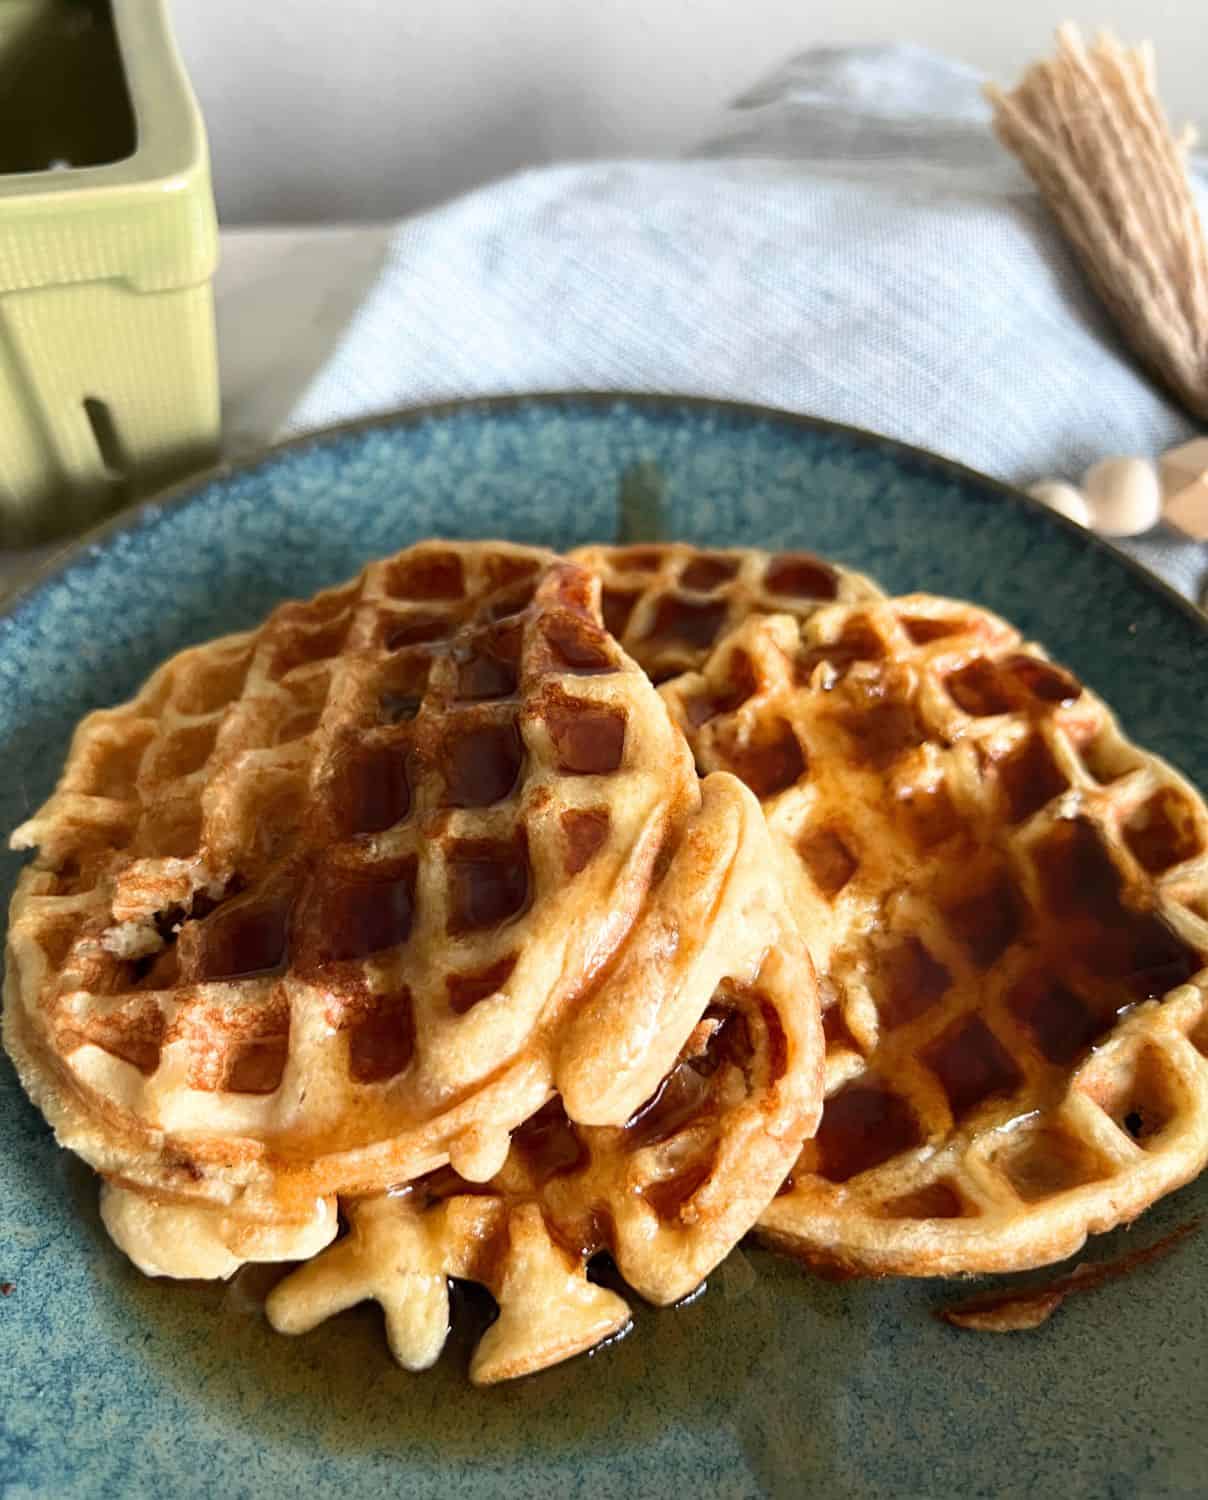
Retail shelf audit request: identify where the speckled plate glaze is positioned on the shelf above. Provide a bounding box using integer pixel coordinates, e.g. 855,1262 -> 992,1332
3,395 -> 1206,1500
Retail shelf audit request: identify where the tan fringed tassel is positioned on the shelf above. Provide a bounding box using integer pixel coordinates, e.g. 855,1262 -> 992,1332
986,25 -> 1208,423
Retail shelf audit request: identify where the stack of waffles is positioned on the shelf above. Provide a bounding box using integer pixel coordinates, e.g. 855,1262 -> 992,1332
7,539 -> 1208,1383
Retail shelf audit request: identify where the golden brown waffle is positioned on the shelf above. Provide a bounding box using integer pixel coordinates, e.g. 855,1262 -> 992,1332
662,595 -> 1208,1276
569,542 -> 883,683
267,827 -> 823,1382
5,542 -> 781,1272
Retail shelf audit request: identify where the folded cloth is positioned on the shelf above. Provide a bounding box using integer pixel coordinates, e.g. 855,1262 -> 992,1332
285,44 -> 1206,600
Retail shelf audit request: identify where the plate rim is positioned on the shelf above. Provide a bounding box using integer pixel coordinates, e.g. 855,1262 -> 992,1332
3,390 -> 1204,639
3,393 -> 1207,1493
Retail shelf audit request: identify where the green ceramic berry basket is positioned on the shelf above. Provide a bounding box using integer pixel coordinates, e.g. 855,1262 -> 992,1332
0,0 -> 219,545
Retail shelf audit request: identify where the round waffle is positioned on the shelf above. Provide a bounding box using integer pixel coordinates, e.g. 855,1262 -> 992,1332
662,594 -> 1208,1276
267,819 -> 823,1383
5,542 -> 771,1272
569,542 -> 883,683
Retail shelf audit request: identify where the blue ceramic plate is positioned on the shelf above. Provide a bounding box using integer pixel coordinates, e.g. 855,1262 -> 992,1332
3,396 -> 1206,1500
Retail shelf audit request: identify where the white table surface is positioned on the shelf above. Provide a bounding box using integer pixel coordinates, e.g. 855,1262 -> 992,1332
0,224 -> 393,600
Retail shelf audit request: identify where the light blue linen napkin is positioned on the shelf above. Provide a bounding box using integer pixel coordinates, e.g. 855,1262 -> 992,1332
285,44 -> 1206,600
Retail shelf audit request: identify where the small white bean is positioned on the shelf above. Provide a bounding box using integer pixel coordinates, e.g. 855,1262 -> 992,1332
1081,456 -> 1162,538
1026,480 -> 1091,527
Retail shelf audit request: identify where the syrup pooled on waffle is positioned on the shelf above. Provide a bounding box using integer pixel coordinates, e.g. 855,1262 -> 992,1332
569,543 -> 884,682
267,775 -> 823,1382
4,542 -> 779,1278
661,595 -> 1208,1276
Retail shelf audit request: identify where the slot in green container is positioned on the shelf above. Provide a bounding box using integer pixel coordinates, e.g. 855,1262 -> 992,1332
0,0 -> 219,544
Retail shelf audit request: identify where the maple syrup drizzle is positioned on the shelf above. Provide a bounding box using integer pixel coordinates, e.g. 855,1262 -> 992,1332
378,692 -> 423,724
542,616 -> 616,675
797,826 -> 859,899
311,863 -> 417,963
897,780 -> 962,850
997,735 -> 1067,824
718,716 -> 805,799
601,587 -> 640,639
384,550 -> 465,600
764,553 -> 838,599
821,996 -> 860,1054
446,832 -> 532,934
441,719 -> 523,808
224,1034 -> 291,1094
687,649 -> 759,726
544,699 -> 626,775
486,584 -> 538,623
488,554 -> 541,589
938,1219 -> 1198,1332
946,659 -> 1012,718
680,554 -> 740,590
561,808 -> 611,875
344,989 -> 416,1083
1123,788 -> 1202,873
1033,817 -> 1127,922
157,720 -> 219,777
1002,653 -> 1082,707
922,1016 -> 1023,1122
873,936 -> 952,1029
642,1156 -> 715,1219
330,742 -> 411,836
382,616 -> 455,651
796,619 -> 884,683
839,698 -> 925,770
446,954 -> 518,1015
623,1060 -> 714,1150
613,549 -> 663,572
942,870 -> 1022,968
883,1179 -> 966,1220
457,647 -> 519,701
510,1098 -> 588,1182
810,1081 -> 922,1183
268,615 -> 350,681
190,889 -> 293,982
900,615 -> 966,645
649,595 -> 729,651
1006,974 -> 1110,1065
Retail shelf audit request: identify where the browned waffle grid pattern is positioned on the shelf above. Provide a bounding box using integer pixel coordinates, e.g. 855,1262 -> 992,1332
7,543 -> 703,1205
268,940 -> 820,1384
663,595 -> 1208,1275
570,542 -> 884,683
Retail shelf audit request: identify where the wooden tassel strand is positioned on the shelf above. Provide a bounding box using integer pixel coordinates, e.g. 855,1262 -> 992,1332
986,25 -> 1208,424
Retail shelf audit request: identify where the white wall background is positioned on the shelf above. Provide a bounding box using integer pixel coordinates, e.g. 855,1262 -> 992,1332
170,1 -> 1204,224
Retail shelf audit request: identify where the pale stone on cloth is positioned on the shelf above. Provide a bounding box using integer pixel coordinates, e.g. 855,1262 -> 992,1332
1160,437 -> 1208,494
1160,437 -> 1208,542
1164,476 -> 1208,542
1081,457 -> 1163,539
